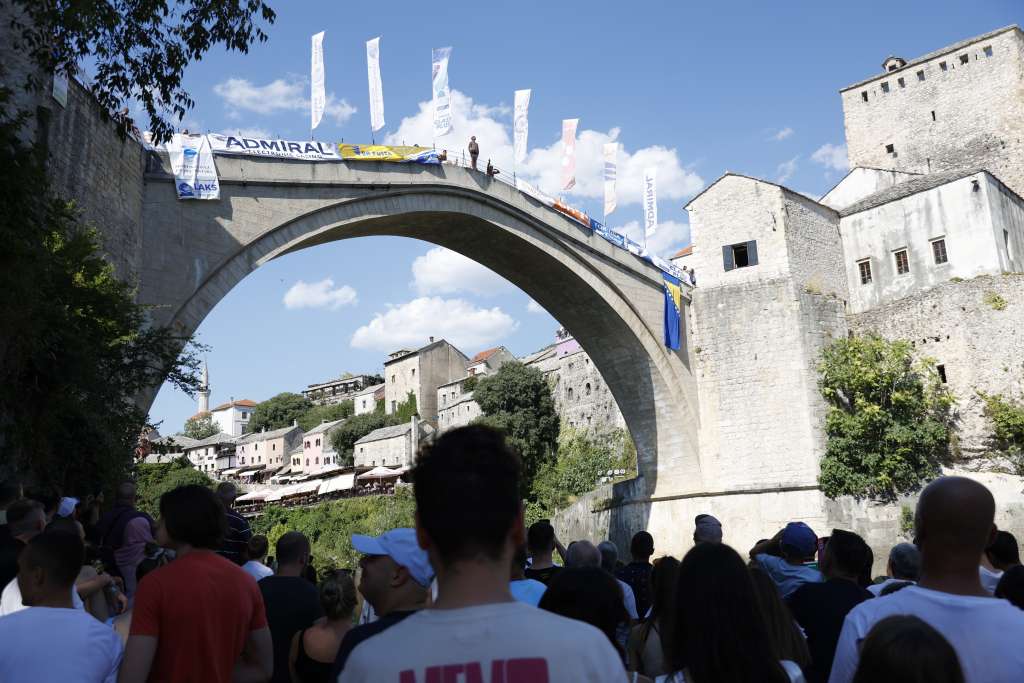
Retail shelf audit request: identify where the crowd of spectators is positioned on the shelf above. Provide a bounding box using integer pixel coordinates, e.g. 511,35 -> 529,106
1,424 -> 1023,681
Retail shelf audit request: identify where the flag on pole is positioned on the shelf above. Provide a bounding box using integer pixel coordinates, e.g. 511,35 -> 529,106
513,89 -> 531,163
644,167 -> 658,238
310,32 -> 326,131
431,47 -> 452,137
603,142 -> 617,217
561,118 -> 578,191
366,36 -> 385,132
663,273 -> 682,350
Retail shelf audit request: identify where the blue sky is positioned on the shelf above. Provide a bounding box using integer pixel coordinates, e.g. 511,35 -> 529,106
149,0 -> 1022,432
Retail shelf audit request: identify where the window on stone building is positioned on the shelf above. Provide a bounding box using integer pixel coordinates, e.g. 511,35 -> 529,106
897,77 -> 905,88
917,70 -> 926,81
861,91 -> 868,102
585,383 -> 592,395
931,110 -> 937,121
940,61 -> 948,71
411,368 -> 416,378
885,143 -> 895,155
959,54 -> 969,65
391,400 -> 397,411
937,364 -> 947,384
272,444 -> 276,451
315,457 -> 319,464
723,241 -> 758,271
931,238 -> 948,265
858,260 -> 872,285
894,249 -> 910,275
391,374 -> 396,383
880,81 -> 890,93
305,458 -> 309,466
983,46 -> 993,58
568,388 -> 574,401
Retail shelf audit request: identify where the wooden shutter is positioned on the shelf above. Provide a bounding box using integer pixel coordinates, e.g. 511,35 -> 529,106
747,240 -> 759,266
722,245 -> 735,271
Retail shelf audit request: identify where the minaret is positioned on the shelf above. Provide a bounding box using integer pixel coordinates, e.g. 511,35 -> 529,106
198,360 -> 210,414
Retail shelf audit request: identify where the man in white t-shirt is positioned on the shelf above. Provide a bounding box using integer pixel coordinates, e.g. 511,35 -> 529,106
242,534 -> 274,582
340,425 -> 627,682
0,530 -> 123,682
829,477 -> 1024,683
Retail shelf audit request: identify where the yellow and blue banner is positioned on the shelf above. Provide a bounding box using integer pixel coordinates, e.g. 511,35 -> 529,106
337,144 -> 440,164
663,273 -> 682,350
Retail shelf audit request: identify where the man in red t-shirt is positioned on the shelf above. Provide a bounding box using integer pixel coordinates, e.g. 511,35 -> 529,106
118,485 -> 272,683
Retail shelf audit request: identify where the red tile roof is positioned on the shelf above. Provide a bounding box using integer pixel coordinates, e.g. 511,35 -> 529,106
471,347 -> 501,363
672,245 -> 693,259
211,399 -> 258,412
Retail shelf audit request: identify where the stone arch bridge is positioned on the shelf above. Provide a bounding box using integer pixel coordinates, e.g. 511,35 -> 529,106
141,152 -> 701,520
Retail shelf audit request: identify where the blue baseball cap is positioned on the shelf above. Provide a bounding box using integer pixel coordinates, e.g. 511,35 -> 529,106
780,522 -> 818,558
352,528 -> 434,587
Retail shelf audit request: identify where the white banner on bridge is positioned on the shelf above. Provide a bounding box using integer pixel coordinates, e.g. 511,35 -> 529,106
643,167 -> 658,238
431,46 -> 452,138
311,31 -> 326,130
603,142 -> 617,217
166,134 -> 220,200
367,36 -> 385,132
513,89 -> 530,163
561,118 -> 578,191
208,134 -> 340,161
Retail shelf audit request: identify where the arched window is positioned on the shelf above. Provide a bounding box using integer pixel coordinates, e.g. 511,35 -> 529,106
316,438 -> 321,447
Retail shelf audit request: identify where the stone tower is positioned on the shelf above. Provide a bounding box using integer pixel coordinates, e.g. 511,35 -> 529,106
197,361 -> 210,414
839,25 -> 1024,199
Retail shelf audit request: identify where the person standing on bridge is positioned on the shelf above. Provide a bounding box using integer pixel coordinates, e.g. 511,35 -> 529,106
468,136 -> 479,170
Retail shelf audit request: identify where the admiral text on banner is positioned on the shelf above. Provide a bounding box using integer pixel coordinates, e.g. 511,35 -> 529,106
431,47 -> 453,138
514,89 -> 531,163
311,31 -> 326,130
208,134 -> 340,161
367,37 -> 385,132
561,118 -> 578,191
603,142 -> 617,218
643,167 -> 658,238
167,134 -> 220,200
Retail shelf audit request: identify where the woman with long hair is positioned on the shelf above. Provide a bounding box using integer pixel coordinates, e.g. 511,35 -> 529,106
627,556 -> 679,677
749,566 -> 811,672
288,569 -> 358,683
657,543 -> 804,683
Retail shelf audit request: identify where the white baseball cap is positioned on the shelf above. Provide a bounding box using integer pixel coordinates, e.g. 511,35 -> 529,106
352,528 -> 434,587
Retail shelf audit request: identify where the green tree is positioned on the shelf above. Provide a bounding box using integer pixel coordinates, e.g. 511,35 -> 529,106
979,391 -> 1024,475
9,0 -> 276,143
328,411 -> 403,466
529,428 -> 637,518
183,413 -> 218,440
298,400 -> 354,432
248,392 -> 312,433
817,335 -> 954,500
473,361 -> 560,496
134,457 -> 214,517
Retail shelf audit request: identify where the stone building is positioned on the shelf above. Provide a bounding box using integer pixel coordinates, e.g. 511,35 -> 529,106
436,346 -> 518,433
294,419 -> 344,474
353,384 -> 385,415
354,418 -> 434,469
235,424 -> 303,470
302,373 -> 383,406
523,329 -> 627,435
210,399 -> 256,437
183,432 -> 237,475
383,339 -> 469,424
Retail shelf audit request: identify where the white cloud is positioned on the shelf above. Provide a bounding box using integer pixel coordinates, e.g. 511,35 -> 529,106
526,299 -> 546,314
283,278 -> 357,310
811,143 -> 849,172
385,90 -> 704,204
351,297 -> 518,352
222,127 -> 272,139
411,247 -> 511,297
212,77 -> 356,125
776,156 -> 799,184
615,219 -> 691,260
771,127 -> 794,141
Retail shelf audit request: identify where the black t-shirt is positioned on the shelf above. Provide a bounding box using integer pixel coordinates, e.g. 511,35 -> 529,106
788,578 -> 873,683
259,575 -> 324,683
217,507 -> 252,566
524,564 -> 563,585
330,609 -> 418,680
616,561 -> 653,618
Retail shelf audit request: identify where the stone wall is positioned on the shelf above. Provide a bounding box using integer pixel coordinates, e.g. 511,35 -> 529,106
550,348 -> 627,434
841,27 -> 1024,200
384,354 -> 419,418
850,272 -> 1024,460
355,433 -> 411,468
783,193 -> 847,300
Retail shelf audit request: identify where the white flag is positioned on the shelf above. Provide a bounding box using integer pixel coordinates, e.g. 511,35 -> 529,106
366,36 -> 385,132
603,142 -> 617,217
561,118 -> 578,191
513,89 -> 531,163
311,31 -> 326,130
643,167 -> 658,238
166,134 -> 220,200
431,47 -> 452,137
